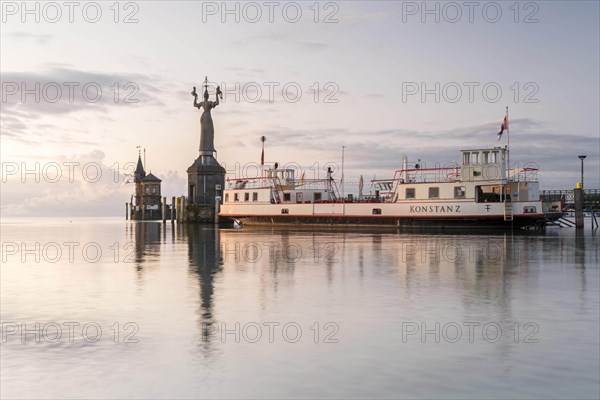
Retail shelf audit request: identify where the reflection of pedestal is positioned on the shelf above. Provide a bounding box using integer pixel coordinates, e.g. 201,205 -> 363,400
186,225 -> 222,319
186,154 -> 225,223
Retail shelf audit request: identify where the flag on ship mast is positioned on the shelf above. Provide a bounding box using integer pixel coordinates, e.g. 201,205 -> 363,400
497,114 -> 509,141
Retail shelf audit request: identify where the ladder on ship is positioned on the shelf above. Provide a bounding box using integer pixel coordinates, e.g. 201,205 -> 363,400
504,202 -> 513,221
272,176 -> 283,204
503,186 -> 513,221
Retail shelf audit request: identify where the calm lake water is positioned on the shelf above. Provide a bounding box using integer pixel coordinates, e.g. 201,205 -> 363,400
1,218 -> 599,399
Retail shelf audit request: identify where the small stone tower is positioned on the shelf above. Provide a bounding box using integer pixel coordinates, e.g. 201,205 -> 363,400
134,154 -> 146,208
132,153 -> 163,220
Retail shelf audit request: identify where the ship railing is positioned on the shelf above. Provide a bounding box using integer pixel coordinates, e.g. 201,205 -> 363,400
509,167 -> 539,183
381,167 -> 460,197
391,167 -> 461,184
226,176 -> 332,191
365,168 -> 461,202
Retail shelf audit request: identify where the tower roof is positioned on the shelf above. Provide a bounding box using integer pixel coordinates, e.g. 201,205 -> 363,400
134,155 -> 146,181
141,172 -> 161,182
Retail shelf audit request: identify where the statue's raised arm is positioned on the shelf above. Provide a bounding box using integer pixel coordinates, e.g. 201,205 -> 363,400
214,86 -> 222,107
191,86 -> 202,109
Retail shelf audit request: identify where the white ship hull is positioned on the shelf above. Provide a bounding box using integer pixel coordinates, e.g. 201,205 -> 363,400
220,201 -> 546,229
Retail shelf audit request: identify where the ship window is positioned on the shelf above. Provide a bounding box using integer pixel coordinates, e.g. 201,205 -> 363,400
152,186 -> 156,194
470,152 -> 479,164
314,192 -> 322,202
429,187 -> 439,199
252,192 -> 258,202
372,208 -> 382,215
476,186 -> 483,202
454,186 -> 466,199
490,151 -> 499,163
244,192 -> 249,202
483,152 -> 490,164
283,193 -> 291,201
145,186 -> 149,194
405,188 -> 415,199
234,193 -> 239,202
463,152 -> 470,165
225,194 -> 229,202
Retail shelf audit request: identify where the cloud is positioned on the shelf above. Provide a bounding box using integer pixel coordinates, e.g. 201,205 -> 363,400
223,118 -> 599,189
1,66 -> 169,144
224,67 -> 266,78
1,149 -> 185,217
1,66 -> 166,113
338,11 -> 390,23
5,32 -> 54,44
232,32 -> 330,51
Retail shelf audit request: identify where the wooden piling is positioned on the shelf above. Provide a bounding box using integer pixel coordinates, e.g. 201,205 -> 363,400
162,197 -> 166,223
125,202 -> 129,220
171,196 -> 175,223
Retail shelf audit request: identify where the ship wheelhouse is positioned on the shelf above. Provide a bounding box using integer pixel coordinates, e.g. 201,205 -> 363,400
390,147 -> 540,205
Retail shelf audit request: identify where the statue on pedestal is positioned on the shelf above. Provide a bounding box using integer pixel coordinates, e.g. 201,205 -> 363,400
192,76 -> 222,155
187,76 -> 226,210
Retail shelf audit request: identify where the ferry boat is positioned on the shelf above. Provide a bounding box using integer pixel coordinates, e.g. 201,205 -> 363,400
219,146 -> 563,229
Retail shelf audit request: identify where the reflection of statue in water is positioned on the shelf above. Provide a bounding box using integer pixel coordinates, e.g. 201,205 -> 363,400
192,76 -> 222,154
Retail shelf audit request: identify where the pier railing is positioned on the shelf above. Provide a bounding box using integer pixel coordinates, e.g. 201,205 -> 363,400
541,189 -> 600,210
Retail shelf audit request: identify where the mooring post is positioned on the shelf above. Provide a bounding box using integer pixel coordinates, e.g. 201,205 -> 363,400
181,196 -> 186,223
125,202 -> 129,220
162,197 -> 166,223
178,196 -> 182,223
171,196 -> 175,223
176,197 -> 180,223
574,187 -> 584,229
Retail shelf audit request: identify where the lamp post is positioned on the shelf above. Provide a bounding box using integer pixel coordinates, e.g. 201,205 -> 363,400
260,136 -> 266,178
578,155 -> 587,189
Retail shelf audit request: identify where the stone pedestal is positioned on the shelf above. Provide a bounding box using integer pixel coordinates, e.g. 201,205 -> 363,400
186,154 -> 225,223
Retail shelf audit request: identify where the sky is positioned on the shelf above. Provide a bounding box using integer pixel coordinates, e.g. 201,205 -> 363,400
1,0 -> 599,217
